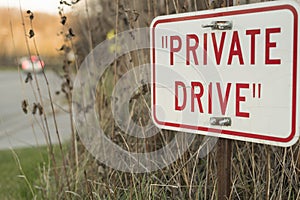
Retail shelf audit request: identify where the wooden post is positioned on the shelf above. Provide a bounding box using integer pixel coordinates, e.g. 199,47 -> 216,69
206,0 -> 234,199
216,0 -> 233,197
217,138 -> 232,199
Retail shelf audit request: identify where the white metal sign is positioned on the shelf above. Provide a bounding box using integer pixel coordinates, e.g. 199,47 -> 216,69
151,1 -> 300,146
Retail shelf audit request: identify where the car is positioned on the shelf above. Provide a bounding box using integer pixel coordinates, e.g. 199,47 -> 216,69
19,55 -> 45,73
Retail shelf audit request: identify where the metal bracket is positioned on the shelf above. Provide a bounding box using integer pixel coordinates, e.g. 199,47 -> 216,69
202,21 -> 233,30
210,117 -> 232,126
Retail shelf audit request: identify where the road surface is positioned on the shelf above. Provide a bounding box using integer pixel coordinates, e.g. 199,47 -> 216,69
0,70 -> 71,150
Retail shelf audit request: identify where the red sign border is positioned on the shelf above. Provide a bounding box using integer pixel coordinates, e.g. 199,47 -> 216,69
152,4 -> 298,143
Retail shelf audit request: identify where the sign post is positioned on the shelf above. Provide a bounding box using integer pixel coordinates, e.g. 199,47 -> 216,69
217,138 -> 232,199
216,1 -> 233,200
151,0 -> 300,198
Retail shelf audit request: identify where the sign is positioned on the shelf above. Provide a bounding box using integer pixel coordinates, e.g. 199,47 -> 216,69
151,1 -> 300,147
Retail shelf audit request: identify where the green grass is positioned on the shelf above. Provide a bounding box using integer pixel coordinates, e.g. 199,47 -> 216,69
0,146 -> 49,200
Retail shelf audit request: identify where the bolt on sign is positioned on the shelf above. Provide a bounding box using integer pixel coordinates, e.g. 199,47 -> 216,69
150,1 -> 300,147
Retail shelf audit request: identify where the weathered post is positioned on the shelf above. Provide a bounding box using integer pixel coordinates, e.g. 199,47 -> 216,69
216,0 -> 234,199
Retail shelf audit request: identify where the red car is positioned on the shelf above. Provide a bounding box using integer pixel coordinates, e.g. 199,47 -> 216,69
19,55 -> 45,73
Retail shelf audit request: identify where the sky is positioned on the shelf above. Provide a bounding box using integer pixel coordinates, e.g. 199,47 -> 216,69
0,0 -> 71,14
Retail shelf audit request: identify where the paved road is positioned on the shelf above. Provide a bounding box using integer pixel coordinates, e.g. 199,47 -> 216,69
0,70 -> 71,150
